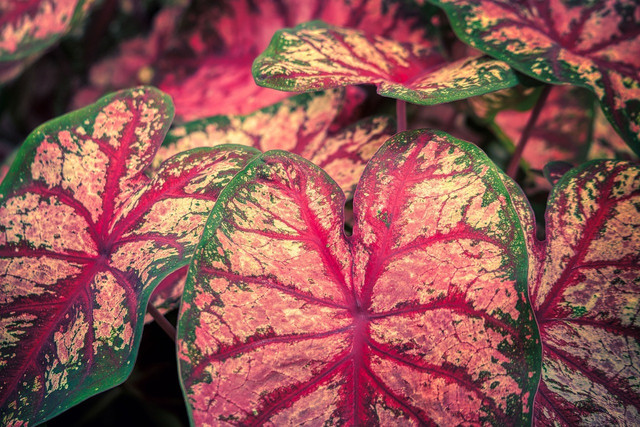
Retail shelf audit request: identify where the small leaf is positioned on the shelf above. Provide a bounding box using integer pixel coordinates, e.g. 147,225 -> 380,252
530,161 -> 640,425
253,21 -> 520,105
0,87 -> 259,424
428,0 -> 640,154
178,130 -> 540,424
159,88 -> 394,196
0,0 -> 91,61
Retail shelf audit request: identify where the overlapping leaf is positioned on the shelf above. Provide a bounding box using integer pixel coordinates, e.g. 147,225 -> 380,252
0,0 -> 92,61
527,161 -> 640,425
70,6 -> 183,111
144,88 -> 392,320
158,88 -> 394,196
428,0 -> 640,155
178,130 -> 540,424
73,0 -> 435,121
253,21 -> 519,105
0,87 -> 260,424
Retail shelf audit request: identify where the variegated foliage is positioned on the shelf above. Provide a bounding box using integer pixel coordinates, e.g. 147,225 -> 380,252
531,161 -> 640,425
253,21 -> 519,105
0,87 -> 259,424
178,130 -> 540,425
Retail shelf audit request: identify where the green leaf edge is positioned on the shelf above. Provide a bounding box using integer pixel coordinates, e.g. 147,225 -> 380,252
163,89 -> 346,148
252,20 -> 520,106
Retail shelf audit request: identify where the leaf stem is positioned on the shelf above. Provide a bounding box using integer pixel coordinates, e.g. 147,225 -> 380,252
397,99 -> 407,133
506,85 -> 552,179
147,302 -> 176,342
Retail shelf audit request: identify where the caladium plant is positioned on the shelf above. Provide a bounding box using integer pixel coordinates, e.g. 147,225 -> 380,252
177,129 -> 541,425
0,0 -> 639,425
72,0 -> 433,122
0,0 -> 92,61
158,88 -> 393,196
529,161 -> 640,425
0,0 -> 94,84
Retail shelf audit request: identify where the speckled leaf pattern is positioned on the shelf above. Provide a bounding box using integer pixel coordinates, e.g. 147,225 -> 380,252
0,0 -> 91,61
157,0 -> 436,121
159,88 -> 394,197
428,0 -> 640,155
530,161 -> 640,425
254,21 -> 519,105
0,87 -> 260,425
178,130 -> 540,425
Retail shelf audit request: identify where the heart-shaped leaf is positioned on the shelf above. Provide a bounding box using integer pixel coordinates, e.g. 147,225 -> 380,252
0,87 -> 260,424
0,0 -> 91,61
529,161 -> 640,425
428,0 -> 640,155
253,21 -> 520,105
159,88 -> 394,196
178,129 -> 540,424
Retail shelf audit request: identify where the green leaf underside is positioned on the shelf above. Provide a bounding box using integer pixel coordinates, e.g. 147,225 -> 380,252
428,0 -> 640,155
531,161 -> 640,425
0,0 -> 89,61
0,87 -> 260,424
178,130 -> 540,425
253,21 -> 519,105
